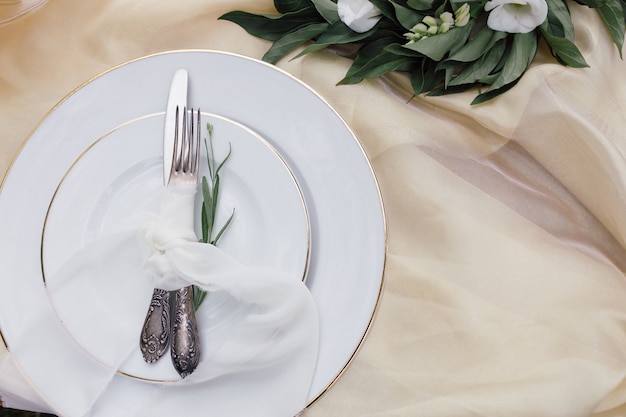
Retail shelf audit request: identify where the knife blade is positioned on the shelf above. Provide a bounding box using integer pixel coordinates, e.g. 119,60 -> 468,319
163,68 -> 188,183
139,69 -> 189,364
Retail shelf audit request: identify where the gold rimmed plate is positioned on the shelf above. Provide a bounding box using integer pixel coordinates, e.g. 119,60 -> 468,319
41,112 -> 310,384
0,50 -> 386,416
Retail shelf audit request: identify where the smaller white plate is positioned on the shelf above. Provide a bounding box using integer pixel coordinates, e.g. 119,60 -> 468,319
41,113 -> 310,382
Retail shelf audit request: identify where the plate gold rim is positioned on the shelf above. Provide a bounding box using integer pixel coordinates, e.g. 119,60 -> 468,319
0,49 -> 387,411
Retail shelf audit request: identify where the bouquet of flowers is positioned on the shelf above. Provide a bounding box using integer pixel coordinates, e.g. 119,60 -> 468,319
221,0 -> 625,104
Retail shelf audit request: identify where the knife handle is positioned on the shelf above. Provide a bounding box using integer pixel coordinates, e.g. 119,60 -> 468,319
171,285 -> 201,378
139,288 -> 171,363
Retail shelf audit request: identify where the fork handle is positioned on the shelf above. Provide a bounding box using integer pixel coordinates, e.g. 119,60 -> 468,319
139,288 -> 171,363
171,285 -> 201,378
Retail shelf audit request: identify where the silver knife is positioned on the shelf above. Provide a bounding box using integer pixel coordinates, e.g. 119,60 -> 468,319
163,69 -> 188,183
139,69 -> 188,364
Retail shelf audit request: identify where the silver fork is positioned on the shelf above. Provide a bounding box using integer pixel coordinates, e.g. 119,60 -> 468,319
169,106 -> 201,378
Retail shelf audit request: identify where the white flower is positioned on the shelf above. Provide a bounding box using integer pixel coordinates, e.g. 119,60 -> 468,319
337,0 -> 382,33
484,0 -> 548,33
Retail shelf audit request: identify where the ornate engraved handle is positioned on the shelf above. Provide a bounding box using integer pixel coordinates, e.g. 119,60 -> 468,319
171,285 -> 201,378
139,288 -> 171,363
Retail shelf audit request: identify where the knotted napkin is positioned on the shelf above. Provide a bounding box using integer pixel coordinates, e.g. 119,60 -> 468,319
43,186 -> 319,417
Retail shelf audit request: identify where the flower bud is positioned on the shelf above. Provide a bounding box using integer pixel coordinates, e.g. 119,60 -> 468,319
423,16 -> 438,27
411,22 -> 429,34
438,22 -> 451,33
440,12 -> 454,25
427,24 -> 438,35
455,3 -> 471,27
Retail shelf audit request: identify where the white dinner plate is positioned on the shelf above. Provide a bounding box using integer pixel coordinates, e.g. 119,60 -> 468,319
0,50 -> 386,416
41,112 -> 310,383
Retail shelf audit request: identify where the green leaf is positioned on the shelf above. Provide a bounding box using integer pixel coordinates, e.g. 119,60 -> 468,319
195,124 -> 234,309
340,52 -> 414,84
215,142 -> 232,176
275,0 -> 311,13
403,23 -> 473,61
427,83 -> 474,96
391,0 -> 424,29
311,0 -> 340,23
544,0 -> 575,40
219,8 -> 321,41
211,175 -> 220,230
201,176 -> 213,240
368,0 -> 400,22
212,209 -> 236,246
471,78 -> 520,104
448,39 -> 507,86
410,60 -> 442,94
447,27 -> 508,62
340,37 -> 400,83
597,0 -> 625,56
201,201 -> 209,243
485,31 -> 537,92
540,27 -> 589,67
263,22 -> 329,64
407,0 -> 433,11
385,42 -> 428,57
293,20 -> 378,58
573,0 -> 601,8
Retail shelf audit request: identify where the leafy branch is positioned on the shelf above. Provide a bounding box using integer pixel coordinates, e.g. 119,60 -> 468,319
193,123 -> 234,310
220,0 -> 625,104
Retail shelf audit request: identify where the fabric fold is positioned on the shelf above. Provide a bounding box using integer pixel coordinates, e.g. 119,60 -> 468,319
42,187 -> 319,417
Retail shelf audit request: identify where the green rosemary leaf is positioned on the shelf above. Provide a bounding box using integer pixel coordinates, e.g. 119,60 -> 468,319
202,176 -> 213,241
193,286 -> 208,311
212,209 -> 236,246
211,175 -> 220,232
201,201 -> 209,244
215,142 -> 233,177
195,123 -> 234,309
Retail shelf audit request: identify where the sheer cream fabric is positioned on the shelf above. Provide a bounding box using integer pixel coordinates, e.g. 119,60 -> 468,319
2,0 -> 626,416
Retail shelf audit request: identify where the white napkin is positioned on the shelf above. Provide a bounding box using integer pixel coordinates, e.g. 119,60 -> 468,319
41,187 -> 319,416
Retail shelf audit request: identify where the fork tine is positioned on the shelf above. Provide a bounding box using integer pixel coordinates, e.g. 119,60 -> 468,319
193,108 -> 201,177
171,106 -> 181,174
168,107 -> 200,183
182,106 -> 190,173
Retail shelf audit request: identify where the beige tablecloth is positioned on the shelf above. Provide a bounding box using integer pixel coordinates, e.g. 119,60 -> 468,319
3,0 -> 626,416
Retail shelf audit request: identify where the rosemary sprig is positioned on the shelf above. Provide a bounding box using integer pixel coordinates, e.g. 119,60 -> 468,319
193,122 -> 234,310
